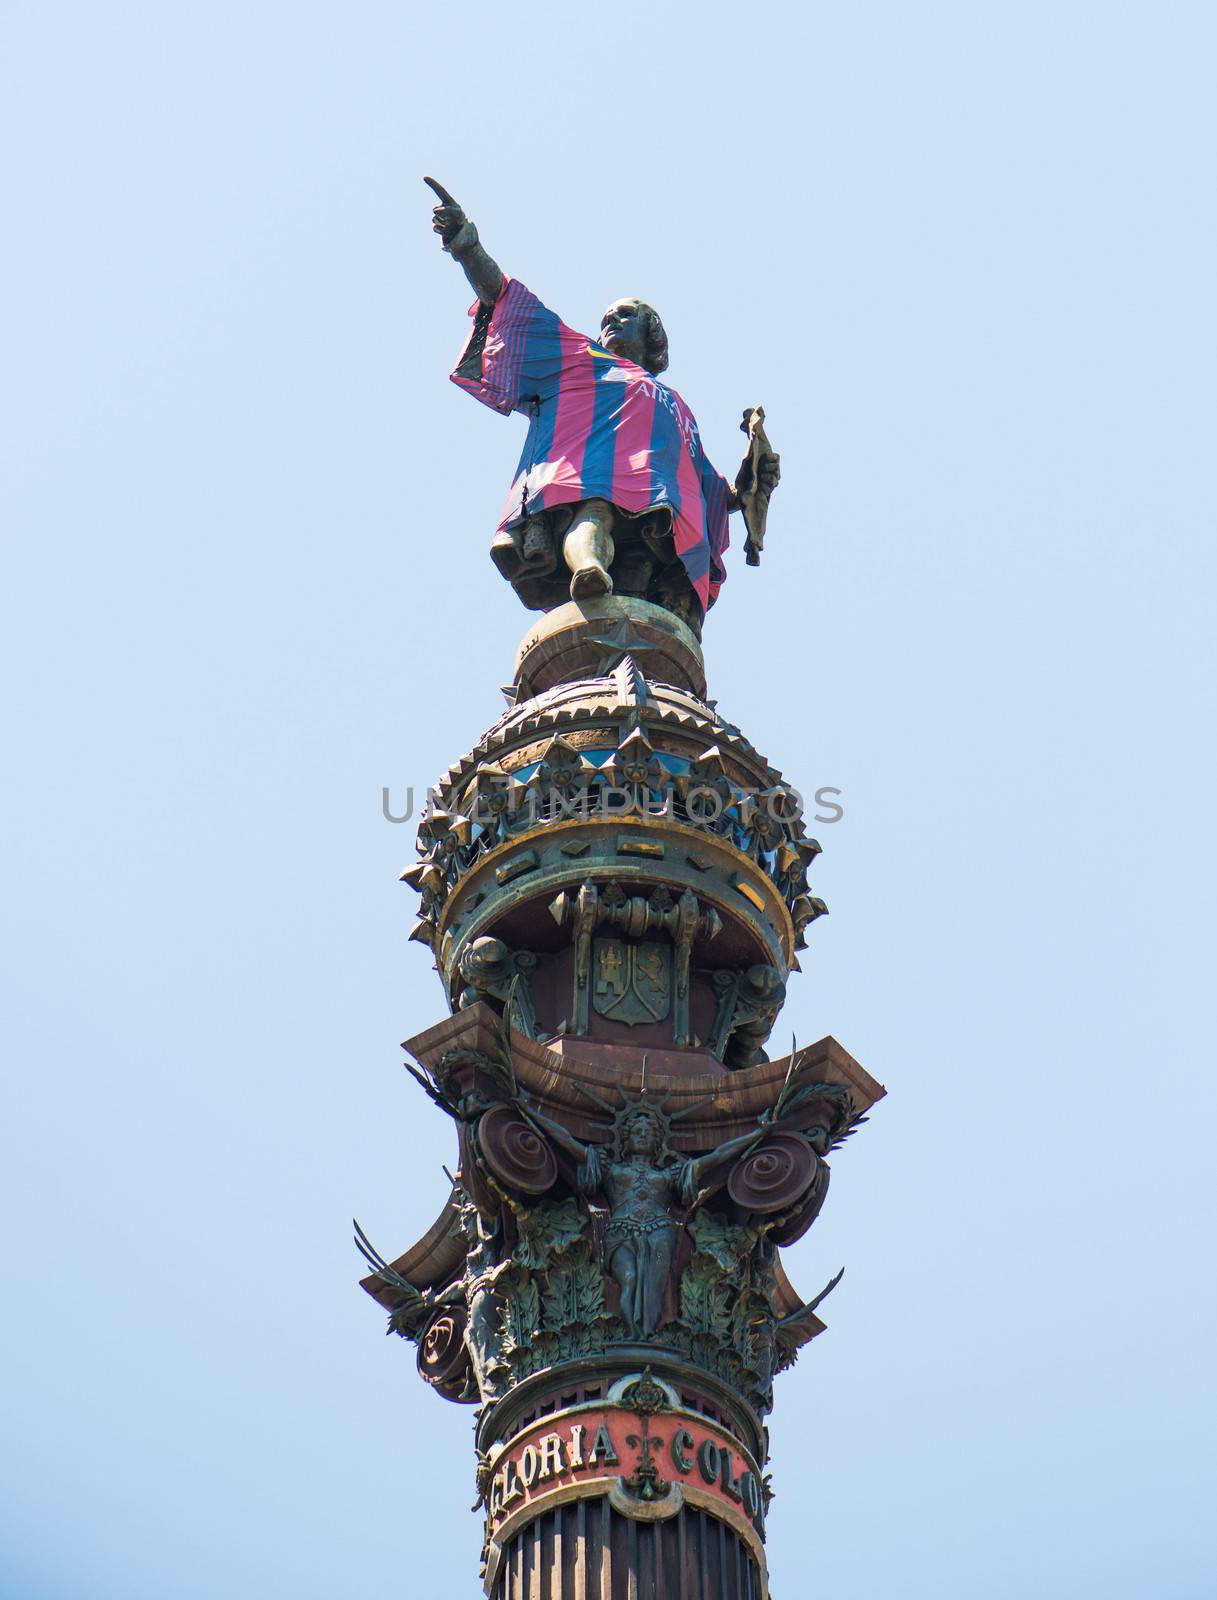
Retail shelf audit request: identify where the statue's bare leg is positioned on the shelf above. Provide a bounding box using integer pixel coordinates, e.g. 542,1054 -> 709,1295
563,499 -> 615,600
612,1242 -> 639,1338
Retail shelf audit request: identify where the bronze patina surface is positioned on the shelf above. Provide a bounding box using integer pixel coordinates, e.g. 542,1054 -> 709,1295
355,188 -> 885,1598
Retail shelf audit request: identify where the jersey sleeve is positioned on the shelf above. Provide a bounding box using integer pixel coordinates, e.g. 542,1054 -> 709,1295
450,276 -> 565,416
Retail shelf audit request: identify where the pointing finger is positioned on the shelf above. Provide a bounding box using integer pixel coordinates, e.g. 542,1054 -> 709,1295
424,175 -> 459,206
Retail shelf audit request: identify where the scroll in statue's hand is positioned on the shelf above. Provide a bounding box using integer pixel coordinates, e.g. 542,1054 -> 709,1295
735,406 -> 781,566
756,452 -> 781,497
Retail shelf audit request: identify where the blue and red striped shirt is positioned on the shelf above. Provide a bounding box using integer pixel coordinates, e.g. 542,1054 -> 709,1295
451,277 -> 731,612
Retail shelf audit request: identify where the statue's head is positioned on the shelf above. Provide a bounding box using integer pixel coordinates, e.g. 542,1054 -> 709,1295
804,1122 -> 831,1158
600,298 -> 669,376
458,1197 -> 495,1243
620,1108 -> 664,1159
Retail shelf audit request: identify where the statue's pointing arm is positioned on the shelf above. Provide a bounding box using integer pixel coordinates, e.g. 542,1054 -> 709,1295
425,177 -> 504,307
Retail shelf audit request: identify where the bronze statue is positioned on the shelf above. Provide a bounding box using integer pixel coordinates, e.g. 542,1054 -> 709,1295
521,1097 -> 772,1339
354,1200 -> 510,1399
426,178 -> 780,630
456,1202 -> 511,1397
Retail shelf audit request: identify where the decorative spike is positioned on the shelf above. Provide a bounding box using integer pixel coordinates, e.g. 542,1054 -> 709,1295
776,842 -> 801,876
566,1078 -> 616,1114
668,1095 -> 715,1122
399,860 -> 444,894
537,735 -> 577,764
791,894 -> 828,927
617,724 -> 654,758
613,656 -> 648,707
806,1267 -> 845,1315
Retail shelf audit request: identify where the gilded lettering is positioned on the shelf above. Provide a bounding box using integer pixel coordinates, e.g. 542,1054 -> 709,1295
588,1421 -> 619,1467
569,1422 -> 586,1468
537,1433 -> 565,1481
519,1444 -> 540,1488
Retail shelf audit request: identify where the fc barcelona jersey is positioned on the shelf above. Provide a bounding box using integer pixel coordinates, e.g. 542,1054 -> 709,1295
451,277 -> 731,613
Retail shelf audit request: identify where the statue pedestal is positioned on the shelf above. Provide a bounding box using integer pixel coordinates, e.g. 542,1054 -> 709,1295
513,597 -> 706,699
362,592 -> 883,1596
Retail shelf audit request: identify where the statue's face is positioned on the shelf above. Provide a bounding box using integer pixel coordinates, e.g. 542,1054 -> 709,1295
623,1114 -> 660,1157
600,299 -> 649,367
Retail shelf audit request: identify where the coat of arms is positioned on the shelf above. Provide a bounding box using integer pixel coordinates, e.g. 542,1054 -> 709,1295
592,938 -> 671,1026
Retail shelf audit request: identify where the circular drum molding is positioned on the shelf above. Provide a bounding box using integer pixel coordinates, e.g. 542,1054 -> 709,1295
727,1132 -> 816,1214
477,1103 -> 560,1194
417,1305 -> 471,1396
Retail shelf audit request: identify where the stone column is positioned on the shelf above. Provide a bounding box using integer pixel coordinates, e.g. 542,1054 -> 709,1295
358,600 -> 885,1596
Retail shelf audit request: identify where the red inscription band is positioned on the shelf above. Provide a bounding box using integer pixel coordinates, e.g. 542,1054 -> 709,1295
485,1403 -> 766,1540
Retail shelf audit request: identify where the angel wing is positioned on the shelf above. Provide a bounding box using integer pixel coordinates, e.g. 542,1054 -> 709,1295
773,1267 -> 845,1372
401,1057 -> 462,1117
771,1064 -> 861,1152
428,1030 -> 518,1112
353,1218 -> 434,1337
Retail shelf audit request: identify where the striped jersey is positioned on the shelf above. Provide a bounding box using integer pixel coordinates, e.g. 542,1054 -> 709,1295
451,277 -> 731,612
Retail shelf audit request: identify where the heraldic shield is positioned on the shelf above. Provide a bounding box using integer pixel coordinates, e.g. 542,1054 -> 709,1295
592,938 -> 672,1026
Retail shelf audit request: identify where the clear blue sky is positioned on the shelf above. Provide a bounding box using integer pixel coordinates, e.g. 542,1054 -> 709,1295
2,4 -> 1214,1596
